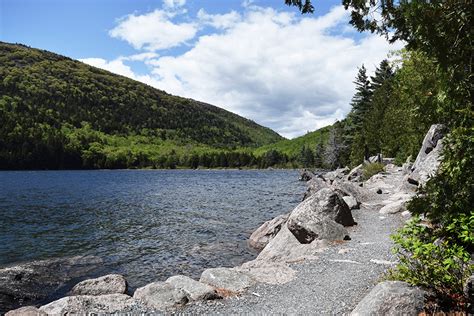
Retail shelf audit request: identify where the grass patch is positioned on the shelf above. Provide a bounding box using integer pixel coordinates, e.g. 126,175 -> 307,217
362,162 -> 385,180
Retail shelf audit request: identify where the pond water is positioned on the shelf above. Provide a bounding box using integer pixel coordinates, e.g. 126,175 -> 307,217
0,169 -> 305,289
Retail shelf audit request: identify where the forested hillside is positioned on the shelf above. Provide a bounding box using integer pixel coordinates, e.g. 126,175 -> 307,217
0,42 -> 282,169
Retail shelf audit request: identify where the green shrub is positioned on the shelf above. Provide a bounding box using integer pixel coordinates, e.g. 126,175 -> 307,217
362,162 -> 385,180
389,218 -> 473,305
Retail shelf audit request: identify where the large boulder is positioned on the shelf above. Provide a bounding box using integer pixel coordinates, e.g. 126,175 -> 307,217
236,260 -> 296,285
408,124 -> 446,186
166,275 -> 220,301
287,188 -> 355,244
5,306 -> 46,316
302,176 -> 330,200
256,225 -> 329,262
0,256 -> 102,314
39,294 -> 142,314
299,169 -> 314,181
70,274 -> 127,296
248,214 -> 289,250
200,268 -> 254,293
351,281 -> 426,316
133,282 -> 188,310
331,180 -> 374,203
323,167 -> 350,183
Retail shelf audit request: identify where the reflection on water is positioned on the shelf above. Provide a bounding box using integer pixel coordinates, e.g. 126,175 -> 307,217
0,169 -> 305,289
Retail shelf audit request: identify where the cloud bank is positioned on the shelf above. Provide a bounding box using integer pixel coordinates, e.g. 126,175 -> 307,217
82,3 -> 402,138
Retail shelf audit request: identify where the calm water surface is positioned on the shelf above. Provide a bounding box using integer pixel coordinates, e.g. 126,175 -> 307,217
0,170 -> 304,289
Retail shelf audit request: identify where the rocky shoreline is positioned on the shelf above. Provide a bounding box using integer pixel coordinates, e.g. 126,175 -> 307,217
2,125 -> 448,315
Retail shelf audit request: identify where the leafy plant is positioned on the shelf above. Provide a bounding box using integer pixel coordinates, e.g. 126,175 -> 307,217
361,162 -> 384,180
390,218 -> 473,307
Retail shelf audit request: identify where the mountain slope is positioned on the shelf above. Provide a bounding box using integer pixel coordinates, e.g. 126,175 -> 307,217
0,42 -> 282,169
254,125 -> 332,158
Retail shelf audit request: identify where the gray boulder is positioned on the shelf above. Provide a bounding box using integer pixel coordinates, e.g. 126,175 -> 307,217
70,274 -> 127,296
299,169 -> 314,181
133,282 -> 188,310
236,260 -> 296,285
39,294 -> 142,314
256,225 -> 329,262
166,275 -> 220,301
379,200 -> 407,214
287,188 -> 355,244
303,176 -> 330,200
332,179 -> 374,203
0,255 -> 102,314
324,167 -> 350,183
342,195 -> 360,210
351,281 -> 426,316
5,306 -> 46,316
408,124 -> 446,186
200,268 -> 254,293
347,164 -> 363,182
248,214 -> 288,250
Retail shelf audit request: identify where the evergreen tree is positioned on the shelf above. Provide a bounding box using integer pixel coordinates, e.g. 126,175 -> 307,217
370,59 -> 394,92
349,65 -> 372,129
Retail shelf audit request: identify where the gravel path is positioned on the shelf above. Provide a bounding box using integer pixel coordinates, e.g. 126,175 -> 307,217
182,201 -> 405,314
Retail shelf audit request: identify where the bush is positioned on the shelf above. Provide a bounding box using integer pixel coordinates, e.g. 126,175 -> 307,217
389,218 -> 473,308
362,162 -> 385,180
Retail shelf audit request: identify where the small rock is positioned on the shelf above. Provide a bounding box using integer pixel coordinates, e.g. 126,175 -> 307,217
351,281 -> 426,316
5,306 -> 46,316
342,195 -> 360,210
379,200 -> 407,214
133,282 -> 188,310
401,210 -> 411,218
70,274 -> 127,296
166,275 -> 220,301
200,268 -> 254,293
338,248 -> 351,254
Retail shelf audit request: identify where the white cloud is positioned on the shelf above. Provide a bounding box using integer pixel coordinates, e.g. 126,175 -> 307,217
109,9 -> 197,51
79,57 -> 137,78
163,0 -> 186,9
197,9 -> 241,29
90,4 -> 402,138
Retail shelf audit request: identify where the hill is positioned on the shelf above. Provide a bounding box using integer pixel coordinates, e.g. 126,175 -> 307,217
254,126 -> 331,158
0,42 -> 283,169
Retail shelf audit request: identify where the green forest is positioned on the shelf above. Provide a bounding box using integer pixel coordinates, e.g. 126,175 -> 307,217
0,42 -> 286,169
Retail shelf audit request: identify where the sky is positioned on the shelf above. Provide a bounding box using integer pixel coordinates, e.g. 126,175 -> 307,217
0,0 -> 402,138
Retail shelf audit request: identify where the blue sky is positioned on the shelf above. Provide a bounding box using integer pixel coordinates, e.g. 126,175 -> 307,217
0,0 -> 401,138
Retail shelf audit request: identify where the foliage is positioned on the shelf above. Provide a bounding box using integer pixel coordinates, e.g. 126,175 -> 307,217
361,162 -> 384,181
0,42 -> 282,169
390,218 -> 472,306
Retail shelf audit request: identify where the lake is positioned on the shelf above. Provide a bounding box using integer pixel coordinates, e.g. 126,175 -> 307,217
0,169 -> 305,289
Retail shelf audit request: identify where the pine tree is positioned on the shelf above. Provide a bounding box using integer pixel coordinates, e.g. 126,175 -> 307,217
370,59 -> 394,93
349,65 -> 372,129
